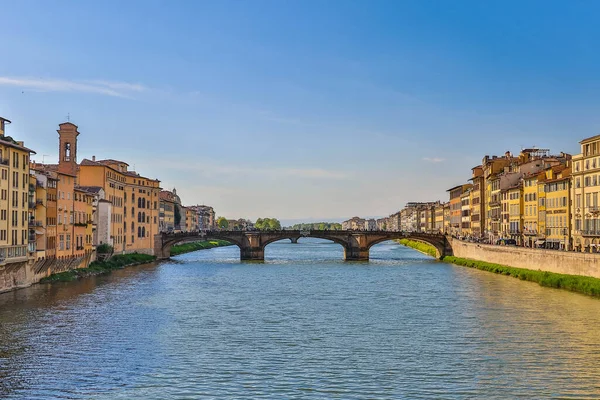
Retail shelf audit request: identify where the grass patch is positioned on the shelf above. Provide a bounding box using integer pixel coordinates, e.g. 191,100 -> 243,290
397,239 -> 438,258
442,255 -> 600,298
170,240 -> 232,256
40,253 -> 156,283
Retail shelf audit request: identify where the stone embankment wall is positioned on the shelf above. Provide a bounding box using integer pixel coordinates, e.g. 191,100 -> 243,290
0,252 -> 96,294
450,239 -> 600,279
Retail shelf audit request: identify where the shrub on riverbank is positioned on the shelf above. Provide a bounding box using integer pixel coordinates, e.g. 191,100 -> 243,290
40,253 -> 156,283
397,239 -> 600,298
397,239 -> 438,258
442,256 -> 600,297
170,240 -> 231,256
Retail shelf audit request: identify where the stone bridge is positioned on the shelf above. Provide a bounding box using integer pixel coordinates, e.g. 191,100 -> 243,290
154,230 -> 452,261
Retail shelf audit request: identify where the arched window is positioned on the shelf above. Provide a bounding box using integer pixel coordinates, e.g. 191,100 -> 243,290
138,212 -> 141,222
142,212 -> 146,223
132,193 -> 135,203
142,198 -> 146,208
138,197 -> 141,208
138,226 -> 142,238
131,221 -> 135,233
142,227 -> 146,237
131,207 -> 134,216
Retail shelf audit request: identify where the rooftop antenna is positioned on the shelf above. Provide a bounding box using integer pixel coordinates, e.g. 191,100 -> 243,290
67,113 -> 70,122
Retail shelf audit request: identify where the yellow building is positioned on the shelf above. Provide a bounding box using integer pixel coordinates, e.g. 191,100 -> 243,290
570,135 -> 600,252
434,203 -> 444,233
185,207 -> 196,232
31,169 -> 47,259
159,190 -> 180,233
523,173 -> 540,247
123,171 -> 160,254
537,173 -> 547,249
0,116 -> 36,267
73,187 -> 93,256
469,166 -> 484,238
543,166 -> 571,250
505,183 -> 523,244
460,188 -> 472,237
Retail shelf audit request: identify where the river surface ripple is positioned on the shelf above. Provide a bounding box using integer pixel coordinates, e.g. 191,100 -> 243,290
1,239 -> 600,399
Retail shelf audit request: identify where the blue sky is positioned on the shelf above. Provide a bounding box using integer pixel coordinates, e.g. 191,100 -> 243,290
1,0 -> 600,224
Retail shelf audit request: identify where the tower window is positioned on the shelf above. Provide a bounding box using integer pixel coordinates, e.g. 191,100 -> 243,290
64,143 -> 71,161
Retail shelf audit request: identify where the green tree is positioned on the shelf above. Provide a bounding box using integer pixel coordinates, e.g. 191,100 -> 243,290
254,217 -> 281,230
217,217 -> 229,229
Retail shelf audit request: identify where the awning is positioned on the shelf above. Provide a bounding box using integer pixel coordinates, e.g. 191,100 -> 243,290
535,240 -> 545,245
35,230 -> 44,235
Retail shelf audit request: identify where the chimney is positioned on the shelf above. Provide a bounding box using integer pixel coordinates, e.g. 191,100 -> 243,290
0,117 -> 11,136
92,155 -> 96,162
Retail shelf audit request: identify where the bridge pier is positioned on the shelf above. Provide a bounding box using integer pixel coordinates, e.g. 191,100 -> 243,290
290,237 -> 299,244
344,246 -> 369,261
240,246 -> 265,261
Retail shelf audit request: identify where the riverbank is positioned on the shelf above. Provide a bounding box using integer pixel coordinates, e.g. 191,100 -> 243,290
170,240 -> 232,256
39,240 -> 232,284
40,253 -> 156,283
398,239 -> 600,298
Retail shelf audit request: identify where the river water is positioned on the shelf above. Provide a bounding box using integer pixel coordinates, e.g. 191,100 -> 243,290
1,239 -> 600,399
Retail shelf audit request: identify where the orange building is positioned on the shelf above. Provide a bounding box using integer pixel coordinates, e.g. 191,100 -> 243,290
78,158 -> 126,251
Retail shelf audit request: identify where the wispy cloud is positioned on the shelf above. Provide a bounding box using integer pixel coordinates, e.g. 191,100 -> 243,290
0,76 -> 148,98
145,159 -> 351,180
423,157 -> 445,163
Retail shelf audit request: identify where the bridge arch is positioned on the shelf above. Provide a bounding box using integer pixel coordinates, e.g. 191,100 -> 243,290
364,234 -> 447,259
154,231 -> 451,261
156,233 -> 243,259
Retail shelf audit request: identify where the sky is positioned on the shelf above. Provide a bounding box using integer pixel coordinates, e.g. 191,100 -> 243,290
1,0 -> 600,224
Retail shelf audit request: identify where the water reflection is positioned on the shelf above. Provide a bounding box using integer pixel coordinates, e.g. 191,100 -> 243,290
0,240 -> 599,399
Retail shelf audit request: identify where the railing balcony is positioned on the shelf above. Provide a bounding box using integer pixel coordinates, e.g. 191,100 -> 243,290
582,230 -> 600,236
76,246 -> 84,251
28,201 -> 36,209
36,199 -> 44,206
36,180 -> 44,188
0,157 -> 8,166
29,220 -> 43,227
28,184 -> 35,193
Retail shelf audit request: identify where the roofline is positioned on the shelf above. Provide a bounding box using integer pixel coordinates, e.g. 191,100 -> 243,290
0,139 -> 36,154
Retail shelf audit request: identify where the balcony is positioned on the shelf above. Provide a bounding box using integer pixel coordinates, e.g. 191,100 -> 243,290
28,184 -> 35,194
582,230 -> 600,236
29,220 -> 43,227
0,245 -> 29,264
0,157 -> 8,166
36,199 -> 44,206
28,201 -> 36,209
76,246 -> 84,251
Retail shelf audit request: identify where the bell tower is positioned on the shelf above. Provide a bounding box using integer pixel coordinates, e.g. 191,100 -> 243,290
57,122 -> 80,177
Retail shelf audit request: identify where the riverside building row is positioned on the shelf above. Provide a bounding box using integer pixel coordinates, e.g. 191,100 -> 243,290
371,143 -> 600,253
0,117 -> 216,292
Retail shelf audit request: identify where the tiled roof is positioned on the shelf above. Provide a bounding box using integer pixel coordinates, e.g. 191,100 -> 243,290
95,159 -> 129,166
77,185 -> 103,194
